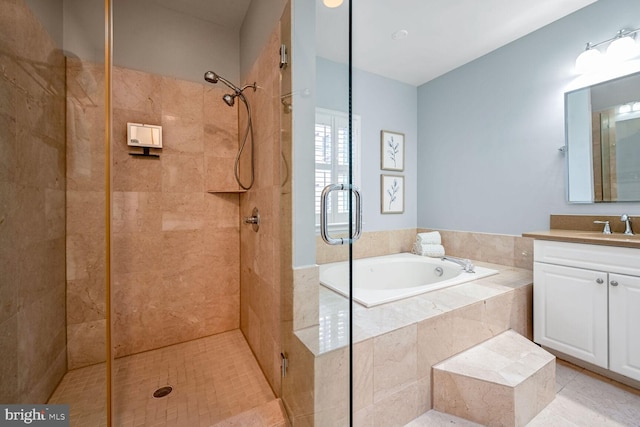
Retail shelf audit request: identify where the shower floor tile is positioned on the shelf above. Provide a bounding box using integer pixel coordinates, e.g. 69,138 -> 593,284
49,329 -> 276,427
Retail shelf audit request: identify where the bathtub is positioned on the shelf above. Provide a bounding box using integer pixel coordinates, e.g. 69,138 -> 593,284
319,252 -> 498,307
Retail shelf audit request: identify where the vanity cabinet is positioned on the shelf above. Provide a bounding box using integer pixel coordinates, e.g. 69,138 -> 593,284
533,240 -> 640,382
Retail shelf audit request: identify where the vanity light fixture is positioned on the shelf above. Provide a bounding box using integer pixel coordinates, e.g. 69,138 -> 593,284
576,27 -> 640,74
323,0 -> 343,8
619,104 -> 632,114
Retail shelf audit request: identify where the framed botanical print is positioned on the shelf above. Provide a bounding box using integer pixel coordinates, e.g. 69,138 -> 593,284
380,130 -> 404,171
381,174 -> 404,214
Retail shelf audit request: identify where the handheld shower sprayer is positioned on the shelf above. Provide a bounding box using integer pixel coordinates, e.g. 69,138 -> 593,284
203,70 -> 258,190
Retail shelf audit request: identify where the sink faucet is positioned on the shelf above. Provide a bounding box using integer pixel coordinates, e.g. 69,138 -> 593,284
621,214 -> 634,235
593,220 -> 612,234
441,256 -> 475,273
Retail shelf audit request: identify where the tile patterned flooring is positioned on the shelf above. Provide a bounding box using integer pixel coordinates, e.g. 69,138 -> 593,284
49,329 -> 640,426
409,359 -> 640,427
49,330 -> 277,427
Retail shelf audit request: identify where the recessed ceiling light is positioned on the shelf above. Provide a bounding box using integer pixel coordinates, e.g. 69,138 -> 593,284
323,0 -> 343,8
392,29 -> 409,40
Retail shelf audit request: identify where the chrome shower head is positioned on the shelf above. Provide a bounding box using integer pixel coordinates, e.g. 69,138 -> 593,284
204,71 -> 219,84
222,93 -> 235,107
204,70 -> 242,93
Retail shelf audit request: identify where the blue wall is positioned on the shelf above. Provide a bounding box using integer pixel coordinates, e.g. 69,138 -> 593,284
317,57 -> 418,232
417,0 -> 640,235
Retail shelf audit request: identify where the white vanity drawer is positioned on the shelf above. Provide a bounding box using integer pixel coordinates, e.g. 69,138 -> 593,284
534,240 -> 640,276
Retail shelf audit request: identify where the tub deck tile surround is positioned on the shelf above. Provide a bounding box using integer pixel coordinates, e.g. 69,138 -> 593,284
296,261 -> 532,356
292,260 -> 533,426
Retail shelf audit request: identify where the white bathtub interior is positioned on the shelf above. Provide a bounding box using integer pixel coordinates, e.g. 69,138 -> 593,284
319,253 -> 498,307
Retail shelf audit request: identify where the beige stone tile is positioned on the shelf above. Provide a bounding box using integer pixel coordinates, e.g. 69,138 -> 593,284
0,246 -> 18,325
113,67 -> 162,115
372,381 -> 421,427
514,236 -> 534,270
373,324 -> 417,402
111,231 -> 163,276
161,76 -> 204,121
161,152 -> 205,193
433,369 -> 514,426
16,237 -> 64,308
0,315 -> 18,403
66,58 -> 105,108
67,319 -> 106,370
45,188 -> 65,239
204,193 -> 239,228
161,115 -> 204,154
203,88 -> 238,156
112,147 -> 164,193
353,339 -> 374,411
0,110 -> 17,182
407,410 -> 484,426
66,102 -> 105,191
0,0 -> 17,54
17,287 -> 66,397
205,155 -> 241,191
293,266 -> 319,331
112,191 -> 162,233
314,347 -> 350,425
416,312 -> 454,379
66,278 -> 105,325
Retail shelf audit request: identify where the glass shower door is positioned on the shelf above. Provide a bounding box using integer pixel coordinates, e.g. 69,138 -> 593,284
281,0 -> 356,425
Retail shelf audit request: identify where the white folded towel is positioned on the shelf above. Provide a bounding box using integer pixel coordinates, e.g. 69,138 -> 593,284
416,231 -> 441,245
412,242 -> 445,258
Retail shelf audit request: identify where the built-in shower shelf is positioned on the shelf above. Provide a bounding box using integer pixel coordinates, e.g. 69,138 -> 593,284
207,189 -> 247,194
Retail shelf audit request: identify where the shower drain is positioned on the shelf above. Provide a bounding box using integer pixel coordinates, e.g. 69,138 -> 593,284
153,386 -> 173,398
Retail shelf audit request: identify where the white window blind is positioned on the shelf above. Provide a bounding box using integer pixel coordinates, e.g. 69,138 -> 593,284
315,108 -> 361,231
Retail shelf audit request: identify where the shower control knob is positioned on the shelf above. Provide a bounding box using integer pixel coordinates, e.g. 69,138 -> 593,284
243,207 -> 260,232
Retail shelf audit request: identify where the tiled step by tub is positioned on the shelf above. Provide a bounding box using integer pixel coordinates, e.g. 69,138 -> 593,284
210,398 -> 289,427
433,330 -> 556,427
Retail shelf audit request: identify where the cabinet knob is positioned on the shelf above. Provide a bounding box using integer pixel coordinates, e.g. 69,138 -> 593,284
596,278 -> 604,284
610,280 -> 619,287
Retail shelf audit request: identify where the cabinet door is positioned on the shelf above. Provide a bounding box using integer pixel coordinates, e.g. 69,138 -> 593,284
609,273 -> 640,381
533,262 -> 608,368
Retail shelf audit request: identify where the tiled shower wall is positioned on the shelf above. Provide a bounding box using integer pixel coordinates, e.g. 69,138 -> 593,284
0,0 -> 67,402
66,59 -> 243,365
66,58 -> 106,369
239,26 -> 283,393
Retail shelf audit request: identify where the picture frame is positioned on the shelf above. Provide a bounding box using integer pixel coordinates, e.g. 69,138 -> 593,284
381,174 -> 404,214
380,130 -> 404,171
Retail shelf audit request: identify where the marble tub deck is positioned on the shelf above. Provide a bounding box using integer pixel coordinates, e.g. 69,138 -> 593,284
295,260 -> 533,355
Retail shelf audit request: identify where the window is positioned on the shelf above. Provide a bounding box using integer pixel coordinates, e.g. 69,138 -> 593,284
315,108 -> 361,231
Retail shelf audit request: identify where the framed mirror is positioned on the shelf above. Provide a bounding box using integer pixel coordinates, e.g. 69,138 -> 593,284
566,71 -> 640,202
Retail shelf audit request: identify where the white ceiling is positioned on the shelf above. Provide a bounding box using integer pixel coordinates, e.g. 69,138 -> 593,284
316,0 -> 598,86
156,0 -> 598,86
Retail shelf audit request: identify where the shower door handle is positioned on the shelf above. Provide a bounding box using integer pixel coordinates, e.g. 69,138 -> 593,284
320,184 -> 362,245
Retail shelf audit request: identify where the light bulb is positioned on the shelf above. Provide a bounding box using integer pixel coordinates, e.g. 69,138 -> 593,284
606,34 -> 639,61
619,104 -> 632,114
323,0 -> 343,7
633,102 -> 640,111
575,47 -> 603,74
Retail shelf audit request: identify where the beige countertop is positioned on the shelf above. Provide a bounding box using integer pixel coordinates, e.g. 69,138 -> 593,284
523,229 -> 640,249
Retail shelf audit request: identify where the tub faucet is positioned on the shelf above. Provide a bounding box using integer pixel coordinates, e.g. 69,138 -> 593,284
621,214 -> 634,235
441,256 -> 475,273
